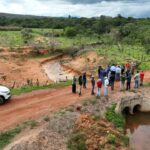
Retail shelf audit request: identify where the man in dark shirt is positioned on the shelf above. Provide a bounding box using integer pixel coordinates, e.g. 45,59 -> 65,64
78,75 -> 83,96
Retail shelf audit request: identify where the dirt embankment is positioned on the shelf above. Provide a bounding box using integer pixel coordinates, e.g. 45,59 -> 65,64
0,50 -> 106,86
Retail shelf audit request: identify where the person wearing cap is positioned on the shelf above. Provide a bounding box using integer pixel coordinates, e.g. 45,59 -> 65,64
96,79 -> 102,97
91,75 -> 95,95
104,76 -> 109,96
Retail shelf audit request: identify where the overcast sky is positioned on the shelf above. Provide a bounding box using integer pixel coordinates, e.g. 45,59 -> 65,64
0,0 -> 150,18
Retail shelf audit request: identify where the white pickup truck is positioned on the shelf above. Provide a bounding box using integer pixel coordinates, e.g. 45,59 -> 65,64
0,85 -> 11,104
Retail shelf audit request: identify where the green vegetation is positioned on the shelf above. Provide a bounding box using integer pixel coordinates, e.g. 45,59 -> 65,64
68,131 -> 86,150
105,104 -> 125,128
11,80 -> 72,95
0,31 -> 24,47
0,120 -> 38,149
107,134 -> 116,144
0,14 -> 149,69
0,126 -> 22,149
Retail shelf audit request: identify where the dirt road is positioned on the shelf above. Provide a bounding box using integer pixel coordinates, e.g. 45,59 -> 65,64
0,86 -> 93,131
0,71 -> 149,132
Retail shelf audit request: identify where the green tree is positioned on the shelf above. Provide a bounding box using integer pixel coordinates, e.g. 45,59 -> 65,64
64,27 -> 77,37
21,28 -> 33,44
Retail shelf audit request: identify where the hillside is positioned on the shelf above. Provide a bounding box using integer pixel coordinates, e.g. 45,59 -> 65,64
0,13 -> 45,19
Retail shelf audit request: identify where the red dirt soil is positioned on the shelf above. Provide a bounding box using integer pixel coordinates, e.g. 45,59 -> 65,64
0,71 -> 149,132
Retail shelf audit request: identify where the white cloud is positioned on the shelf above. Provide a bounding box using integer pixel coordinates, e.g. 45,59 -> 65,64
0,0 -> 150,18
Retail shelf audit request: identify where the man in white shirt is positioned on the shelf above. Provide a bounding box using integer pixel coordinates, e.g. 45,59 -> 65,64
104,77 -> 109,96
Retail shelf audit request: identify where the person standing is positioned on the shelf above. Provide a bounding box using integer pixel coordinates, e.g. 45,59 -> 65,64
134,71 -> 139,88
82,72 -> 87,89
120,72 -> 126,91
96,79 -> 102,97
121,65 -> 125,74
78,75 -> 83,96
98,66 -> 104,84
91,76 -> 95,95
110,73 -> 115,91
104,77 -> 109,96
115,66 -> 121,81
140,71 -> 145,86
126,72 -> 131,90
72,76 -> 77,93
110,64 -> 116,91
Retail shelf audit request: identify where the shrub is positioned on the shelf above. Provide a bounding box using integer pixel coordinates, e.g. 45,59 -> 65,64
105,104 -> 125,128
107,134 -> 116,144
65,27 -> 77,38
44,116 -> 50,122
68,131 -> 87,150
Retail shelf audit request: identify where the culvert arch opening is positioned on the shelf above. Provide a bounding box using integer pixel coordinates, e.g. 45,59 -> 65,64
122,107 -> 130,115
133,104 -> 141,113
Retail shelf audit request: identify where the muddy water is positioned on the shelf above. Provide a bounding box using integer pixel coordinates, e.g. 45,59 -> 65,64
125,112 -> 150,150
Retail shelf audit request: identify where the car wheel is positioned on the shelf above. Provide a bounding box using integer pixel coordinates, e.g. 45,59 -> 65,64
0,96 -> 5,105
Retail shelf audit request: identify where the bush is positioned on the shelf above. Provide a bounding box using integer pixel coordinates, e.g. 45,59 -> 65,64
44,116 -> 50,122
107,134 -> 116,144
105,104 -> 125,128
65,27 -> 77,38
68,131 -> 87,150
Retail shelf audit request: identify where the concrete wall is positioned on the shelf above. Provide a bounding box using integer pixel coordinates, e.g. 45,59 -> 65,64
115,95 -> 150,114
141,97 -> 150,112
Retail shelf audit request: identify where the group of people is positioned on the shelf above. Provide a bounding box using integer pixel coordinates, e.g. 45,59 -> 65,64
72,63 -> 145,97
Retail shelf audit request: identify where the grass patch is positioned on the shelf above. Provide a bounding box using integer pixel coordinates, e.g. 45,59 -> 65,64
89,98 -> 97,105
105,104 -> 125,129
145,82 -> 150,87
43,116 -> 50,122
0,119 -> 38,149
11,80 -> 72,95
68,131 -> 87,150
0,126 -> 22,149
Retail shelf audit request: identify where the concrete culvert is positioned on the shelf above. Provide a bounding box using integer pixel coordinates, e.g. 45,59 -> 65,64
122,107 -> 130,115
133,104 -> 141,113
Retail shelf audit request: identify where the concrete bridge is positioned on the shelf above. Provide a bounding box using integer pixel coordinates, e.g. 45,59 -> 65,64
115,95 -> 150,114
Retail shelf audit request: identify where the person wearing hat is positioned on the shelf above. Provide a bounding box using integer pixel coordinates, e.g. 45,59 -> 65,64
91,75 -> 95,95
104,76 -> 109,96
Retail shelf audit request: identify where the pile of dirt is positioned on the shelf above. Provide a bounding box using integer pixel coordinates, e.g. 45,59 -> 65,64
70,114 -> 128,150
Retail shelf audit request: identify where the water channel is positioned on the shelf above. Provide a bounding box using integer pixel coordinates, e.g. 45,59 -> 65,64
125,111 -> 150,150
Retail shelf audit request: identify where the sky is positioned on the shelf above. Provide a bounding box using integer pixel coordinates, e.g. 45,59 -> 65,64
0,0 -> 150,18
